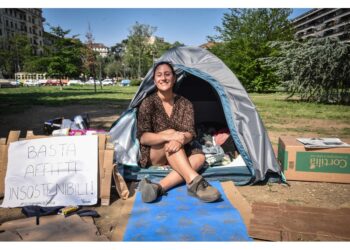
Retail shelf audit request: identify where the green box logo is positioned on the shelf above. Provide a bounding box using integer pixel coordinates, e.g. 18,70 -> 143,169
296,152 -> 350,173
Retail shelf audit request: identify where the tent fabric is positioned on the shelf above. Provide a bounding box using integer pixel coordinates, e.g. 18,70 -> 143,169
109,46 -> 282,184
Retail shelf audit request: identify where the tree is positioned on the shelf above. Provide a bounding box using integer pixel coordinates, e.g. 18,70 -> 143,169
208,8 -> 293,92
82,23 -> 98,92
0,35 -> 33,78
263,38 -> 350,104
46,26 -> 84,89
125,22 -> 157,79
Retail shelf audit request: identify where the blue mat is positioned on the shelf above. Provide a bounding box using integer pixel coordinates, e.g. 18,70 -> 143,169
123,181 -> 252,241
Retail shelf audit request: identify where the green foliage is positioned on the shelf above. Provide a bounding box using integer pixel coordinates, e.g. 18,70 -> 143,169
124,22 -> 157,79
130,79 -> 142,86
122,22 -> 184,79
208,8 -> 293,92
46,26 -> 85,80
0,35 -> 34,78
263,38 -> 350,104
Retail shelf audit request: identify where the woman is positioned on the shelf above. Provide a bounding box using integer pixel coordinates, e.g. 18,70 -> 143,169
137,61 -> 221,203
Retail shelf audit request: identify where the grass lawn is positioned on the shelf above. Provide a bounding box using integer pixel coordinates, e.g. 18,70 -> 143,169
250,93 -> 350,140
0,85 -> 138,115
250,92 -> 350,122
1,86 -> 349,141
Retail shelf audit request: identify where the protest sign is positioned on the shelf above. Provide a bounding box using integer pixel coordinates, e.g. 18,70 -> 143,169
1,135 -> 98,207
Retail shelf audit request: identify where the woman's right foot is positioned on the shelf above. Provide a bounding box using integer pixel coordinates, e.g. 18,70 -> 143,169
139,178 -> 164,203
187,175 -> 221,202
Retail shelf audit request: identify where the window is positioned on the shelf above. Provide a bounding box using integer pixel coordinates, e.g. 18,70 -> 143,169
0,29 -> 2,36
6,20 -> 8,27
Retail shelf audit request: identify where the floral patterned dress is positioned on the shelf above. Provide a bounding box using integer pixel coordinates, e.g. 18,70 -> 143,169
137,92 -> 203,168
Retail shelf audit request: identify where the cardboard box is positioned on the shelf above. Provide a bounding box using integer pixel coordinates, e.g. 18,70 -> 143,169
278,136 -> 350,183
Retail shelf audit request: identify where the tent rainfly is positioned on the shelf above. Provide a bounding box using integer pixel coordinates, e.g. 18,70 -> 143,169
109,46 -> 283,185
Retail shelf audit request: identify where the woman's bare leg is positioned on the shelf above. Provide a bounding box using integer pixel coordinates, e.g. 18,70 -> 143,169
147,128 -> 206,191
144,141 -> 219,203
159,153 -> 205,191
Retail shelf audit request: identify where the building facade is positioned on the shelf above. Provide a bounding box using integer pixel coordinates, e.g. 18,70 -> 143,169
0,8 -> 45,54
91,43 -> 109,58
292,8 -> 350,43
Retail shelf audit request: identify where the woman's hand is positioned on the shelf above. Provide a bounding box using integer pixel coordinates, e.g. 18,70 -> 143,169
165,140 -> 183,154
168,131 -> 185,145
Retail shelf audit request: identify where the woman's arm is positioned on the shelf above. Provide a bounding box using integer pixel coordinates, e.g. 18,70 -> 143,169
140,131 -> 171,146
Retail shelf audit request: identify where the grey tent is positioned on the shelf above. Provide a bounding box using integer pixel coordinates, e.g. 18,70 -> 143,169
109,46 -> 283,185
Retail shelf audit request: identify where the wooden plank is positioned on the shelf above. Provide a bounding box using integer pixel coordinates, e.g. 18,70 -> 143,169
25,130 -> 47,140
110,186 -> 137,241
249,226 -> 282,241
0,144 -> 8,197
98,134 -> 106,150
221,181 -> 252,230
0,131 -> 20,197
100,148 -> 114,206
6,130 -> 21,144
0,138 -> 6,145
249,202 -> 350,241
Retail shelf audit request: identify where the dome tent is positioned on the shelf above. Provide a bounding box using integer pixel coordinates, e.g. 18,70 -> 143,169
109,46 -> 283,185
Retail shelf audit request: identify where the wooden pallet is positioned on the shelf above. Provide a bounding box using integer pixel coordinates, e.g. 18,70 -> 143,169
0,130 -> 115,206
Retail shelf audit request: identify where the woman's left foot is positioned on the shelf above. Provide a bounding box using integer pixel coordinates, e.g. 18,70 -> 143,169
139,178 -> 164,203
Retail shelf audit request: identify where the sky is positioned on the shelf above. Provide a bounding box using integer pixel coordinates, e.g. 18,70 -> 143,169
42,8 -> 312,47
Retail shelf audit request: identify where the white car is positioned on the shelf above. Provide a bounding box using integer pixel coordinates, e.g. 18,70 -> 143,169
67,79 -> 84,85
102,79 -> 114,86
37,79 -> 48,85
10,80 -> 20,86
85,79 -> 101,85
23,79 -> 40,87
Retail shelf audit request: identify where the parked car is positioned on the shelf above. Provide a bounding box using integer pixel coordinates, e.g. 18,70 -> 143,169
85,79 -> 101,85
67,79 -> 84,85
37,79 -> 48,85
10,80 -> 20,86
102,79 -> 114,86
44,79 -> 60,86
23,79 -> 40,87
120,79 -> 131,87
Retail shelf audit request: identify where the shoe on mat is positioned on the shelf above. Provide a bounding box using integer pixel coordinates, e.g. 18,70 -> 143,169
187,175 -> 221,202
139,178 -> 164,203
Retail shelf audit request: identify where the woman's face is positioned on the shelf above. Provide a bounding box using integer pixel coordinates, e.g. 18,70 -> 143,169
154,64 -> 175,93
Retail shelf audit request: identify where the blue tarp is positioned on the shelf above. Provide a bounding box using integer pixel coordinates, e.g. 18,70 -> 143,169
123,181 -> 252,241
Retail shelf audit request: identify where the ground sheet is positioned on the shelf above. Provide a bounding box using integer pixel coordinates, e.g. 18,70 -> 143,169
123,181 -> 251,241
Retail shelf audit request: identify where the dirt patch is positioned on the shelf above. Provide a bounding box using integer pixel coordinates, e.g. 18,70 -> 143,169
236,181 -> 350,209
266,118 -> 350,146
0,104 -> 127,138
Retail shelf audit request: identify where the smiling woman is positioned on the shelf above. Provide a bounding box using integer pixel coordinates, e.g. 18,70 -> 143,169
136,61 -> 222,203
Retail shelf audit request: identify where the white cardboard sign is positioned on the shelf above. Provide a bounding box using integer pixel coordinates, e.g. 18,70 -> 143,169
1,135 -> 98,208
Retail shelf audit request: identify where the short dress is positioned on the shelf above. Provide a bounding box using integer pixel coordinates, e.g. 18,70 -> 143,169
137,92 -> 203,168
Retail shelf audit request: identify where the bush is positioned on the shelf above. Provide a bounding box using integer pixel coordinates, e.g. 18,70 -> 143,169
130,79 -> 142,86
263,38 -> 350,104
